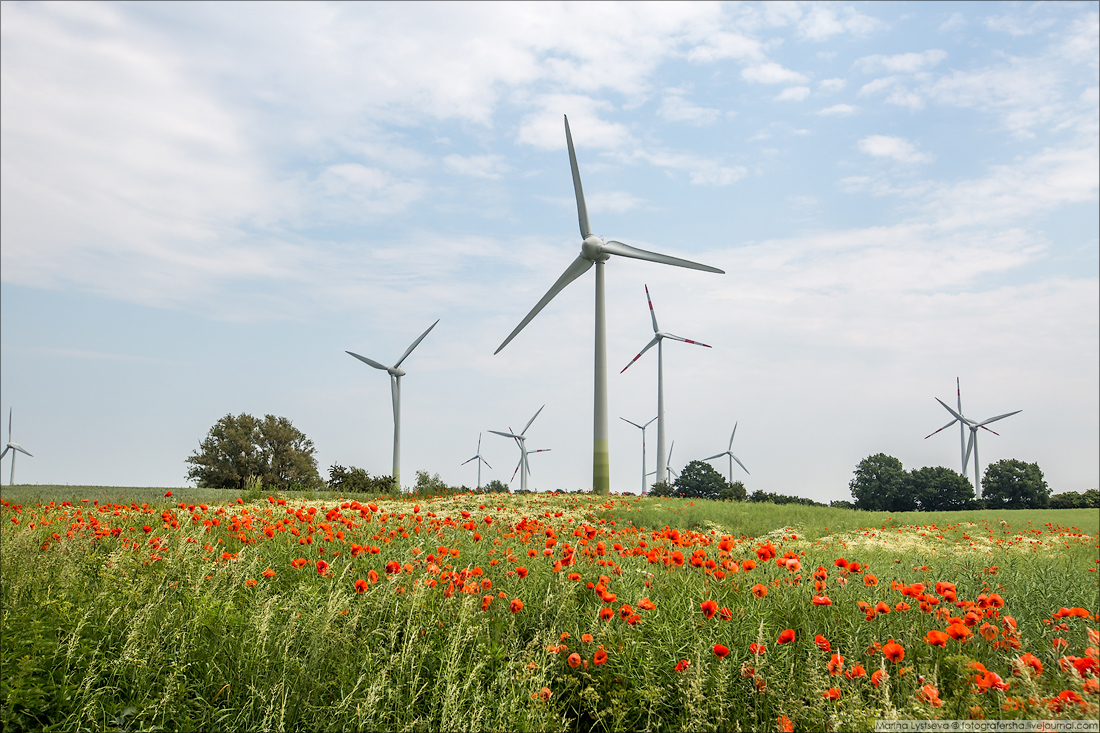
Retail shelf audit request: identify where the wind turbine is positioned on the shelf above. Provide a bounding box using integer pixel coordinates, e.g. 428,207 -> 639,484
347,319 -> 439,491
703,422 -> 750,484
1,409 -> 33,486
647,440 -> 679,483
494,115 -> 724,494
932,397 -> 1020,499
621,285 -> 711,484
460,433 -> 492,489
924,378 -> 973,473
490,406 -> 546,493
620,415 -> 656,495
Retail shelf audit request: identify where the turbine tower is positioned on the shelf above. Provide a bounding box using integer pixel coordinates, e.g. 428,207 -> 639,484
620,415 -> 656,495
460,433 -> 492,489
494,115 -> 724,495
490,406 -> 546,493
703,422 -> 750,484
1,409 -> 33,486
621,285 -> 711,484
933,398 -> 1020,499
347,319 -> 439,491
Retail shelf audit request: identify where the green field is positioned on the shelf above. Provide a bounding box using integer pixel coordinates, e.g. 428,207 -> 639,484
2,487 -> 1097,732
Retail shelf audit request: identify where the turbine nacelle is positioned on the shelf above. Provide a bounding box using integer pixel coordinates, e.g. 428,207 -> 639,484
581,237 -> 611,262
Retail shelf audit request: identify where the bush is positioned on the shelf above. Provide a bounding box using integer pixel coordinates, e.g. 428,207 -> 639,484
720,480 -> 747,502
186,413 -> 322,491
327,464 -> 393,494
748,490 -> 824,507
982,459 -> 1050,509
482,479 -> 509,494
647,481 -> 674,498
1048,488 -> 1099,509
413,471 -> 449,496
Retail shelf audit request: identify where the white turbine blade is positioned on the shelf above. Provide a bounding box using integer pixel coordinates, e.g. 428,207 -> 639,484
461,455 -> 479,466
731,453 -> 749,475
702,452 -> 726,462
979,425 -> 1000,436
620,417 -> 645,430
394,319 -> 440,368
480,456 -> 492,469
0,447 -> 8,460
963,429 -> 976,468
346,351 -> 389,371
924,418 -> 958,439
667,441 -> 675,463
935,397 -> 970,425
729,422 -> 738,450
644,416 -> 657,428
620,335 -> 660,373
976,410 -> 1022,428
477,433 -> 482,452
662,333 -> 712,348
643,284 -> 661,333
523,405 -> 545,435
564,115 -> 591,239
601,240 -> 724,274
489,429 -> 521,440
14,446 -> 32,457
495,254 -> 593,354
511,459 -> 522,483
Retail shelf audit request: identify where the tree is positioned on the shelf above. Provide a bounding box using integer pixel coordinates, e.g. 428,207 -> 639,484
907,466 -> 978,512
720,480 -> 747,502
328,464 -> 393,494
648,481 -> 673,498
849,454 -> 911,512
483,479 -> 509,494
981,459 -> 1050,509
186,413 -> 322,491
413,471 -> 450,496
672,460 -> 727,501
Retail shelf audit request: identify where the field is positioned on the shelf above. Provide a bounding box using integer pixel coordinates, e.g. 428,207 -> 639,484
1,486 -> 1097,732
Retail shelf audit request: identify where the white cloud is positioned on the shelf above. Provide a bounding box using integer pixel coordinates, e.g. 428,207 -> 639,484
443,154 -> 510,179
686,30 -> 765,63
741,62 -> 808,85
657,95 -> 721,125
857,135 -> 931,163
819,78 -> 847,93
796,4 -> 886,40
775,86 -> 811,102
631,150 -> 747,186
985,13 -> 1057,37
939,12 -> 967,32
585,191 -> 645,214
516,96 -> 632,150
859,76 -> 899,96
854,49 -> 947,73
817,104 -> 857,116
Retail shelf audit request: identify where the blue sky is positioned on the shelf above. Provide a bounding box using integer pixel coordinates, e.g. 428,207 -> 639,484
1,1 -> 1097,500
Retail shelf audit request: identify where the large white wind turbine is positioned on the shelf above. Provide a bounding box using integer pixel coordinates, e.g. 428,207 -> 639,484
347,319 -> 439,491
621,285 -> 711,484
460,433 -> 492,489
1,409 -> 33,486
490,406 -> 546,493
924,378 -> 973,473
494,116 -> 724,494
703,422 -> 750,484
932,396 -> 1020,499
620,415 -> 656,495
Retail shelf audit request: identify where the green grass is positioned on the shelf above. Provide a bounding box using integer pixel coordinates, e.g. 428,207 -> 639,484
2,490 -> 1097,732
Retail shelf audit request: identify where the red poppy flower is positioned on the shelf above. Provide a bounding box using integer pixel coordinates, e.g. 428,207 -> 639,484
599,607 -> 614,621
701,599 -> 718,619
593,649 -> 608,665
777,629 -> 795,645
713,643 -> 730,658
947,623 -> 972,642
751,584 -> 768,599
719,606 -> 733,621
481,595 -> 492,611
883,639 -> 905,663
1016,652 -> 1042,676
864,573 -> 878,586
164,491 -> 172,497
368,569 -> 379,583
925,630 -> 949,647
354,578 -> 368,593
638,598 -> 656,611
750,642 -> 766,656
674,659 -> 691,672
567,653 -> 581,668
871,669 -> 887,688
581,633 -> 593,643
262,568 -> 276,578
619,604 -> 634,620
756,543 -> 777,561
814,634 -> 831,652
846,663 -> 866,679
827,653 -> 844,675
918,684 -> 943,708
315,560 -> 329,575
516,566 -> 528,579
741,559 -> 757,571
822,688 -> 841,701
834,558 -> 848,568
670,551 -> 685,566
778,714 -> 793,733
510,598 -> 523,613
812,595 -> 832,606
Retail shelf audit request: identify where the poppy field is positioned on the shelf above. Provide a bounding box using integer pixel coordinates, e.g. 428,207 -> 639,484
1,490 -> 1097,732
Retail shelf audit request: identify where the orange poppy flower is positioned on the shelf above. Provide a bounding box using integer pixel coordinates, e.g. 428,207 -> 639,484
510,598 -> 523,613
353,578 -> 368,593
750,642 -> 766,655
719,606 -> 733,621
516,566 -> 529,579
713,643 -> 730,658
822,688 -> 841,701
568,572 -> 581,581
245,578 -> 257,588
368,569 -> 379,583
834,558 -> 848,568
315,560 -> 329,575
947,623 -> 972,641
538,687 -> 551,701
581,633 -> 593,643
864,573 -> 878,587
675,659 -> 691,672
599,607 -> 614,621
751,584 -> 768,599
812,595 -> 832,606
567,653 -> 582,668
1015,652 -> 1042,676
846,663 -> 866,679
701,600 -> 718,619
777,629 -> 795,645
778,714 -> 793,732
638,598 -> 656,611
742,559 -> 757,571
925,630 -> 949,647
290,558 -> 308,568
593,649 -> 608,665
814,634 -> 831,652
883,639 -> 905,663
871,669 -> 887,688
481,595 -> 492,611
262,568 -> 276,578
918,684 -> 944,708
827,653 -> 844,675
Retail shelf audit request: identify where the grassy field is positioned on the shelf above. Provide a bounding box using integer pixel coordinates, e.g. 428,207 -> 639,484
1,487 -> 1097,732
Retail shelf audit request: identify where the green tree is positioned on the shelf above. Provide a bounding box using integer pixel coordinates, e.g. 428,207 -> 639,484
186,413 -> 322,491
981,459 -> 1050,509
719,480 -> 747,502
328,464 -> 393,494
849,454 -> 911,511
907,466 -> 978,511
483,479 -> 509,494
672,460 -> 727,501
647,481 -> 673,498
413,471 -> 449,496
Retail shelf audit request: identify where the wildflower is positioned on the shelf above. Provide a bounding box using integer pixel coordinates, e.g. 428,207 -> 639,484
814,634 -> 831,652
701,600 -> 718,619
164,491 -> 172,497
947,623 -> 972,642
751,584 -> 768,599
827,653 -> 844,675
871,669 -> 887,688
883,639 -> 905,663
315,560 -> 329,575
516,566 -> 529,579
481,595 -> 492,611
368,569 -> 379,583
638,597 -> 656,611
599,607 -> 614,621
245,578 -> 257,587
846,664 -> 867,679
918,684 -> 944,708
925,630 -> 949,647
262,568 -> 276,578
979,623 -> 998,641
568,572 -> 581,581
834,558 -> 848,568
593,649 -> 608,665
1015,653 -> 1042,676
510,598 -> 523,613
874,601 -> 891,615
864,573 -> 878,586
812,595 -> 832,606
742,559 -> 757,571
675,659 -> 691,672
778,714 -> 793,732
756,543 -> 777,561
538,687 -> 552,701
777,629 -> 795,645
1052,637 -> 1068,650
713,644 -> 730,658
822,688 -> 841,701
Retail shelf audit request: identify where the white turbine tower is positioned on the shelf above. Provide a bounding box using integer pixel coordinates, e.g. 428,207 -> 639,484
931,397 -> 1020,499
460,433 -> 492,489
347,319 -> 439,491
494,116 -> 724,494
620,415 -> 656,495
621,285 -> 711,484
703,422 -> 750,484
490,406 -> 546,493
1,409 -> 33,486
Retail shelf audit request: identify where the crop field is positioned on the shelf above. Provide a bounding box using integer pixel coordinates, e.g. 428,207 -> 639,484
1,487 -> 1097,732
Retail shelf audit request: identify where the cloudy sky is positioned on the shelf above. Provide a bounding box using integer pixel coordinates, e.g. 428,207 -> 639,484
2,1 -> 1097,500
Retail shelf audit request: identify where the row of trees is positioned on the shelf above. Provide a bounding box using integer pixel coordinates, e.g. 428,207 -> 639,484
646,460 -> 823,505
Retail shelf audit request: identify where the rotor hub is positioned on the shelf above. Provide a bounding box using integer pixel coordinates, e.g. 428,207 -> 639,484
581,236 -> 609,262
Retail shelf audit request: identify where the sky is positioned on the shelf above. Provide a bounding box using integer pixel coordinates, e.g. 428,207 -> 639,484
1,1 -> 1097,501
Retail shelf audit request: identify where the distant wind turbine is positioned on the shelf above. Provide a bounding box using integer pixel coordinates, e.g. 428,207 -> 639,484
665,440 -> 680,482
703,422 -> 750,484
932,396 -> 1020,499
490,406 -> 546,493
621,285 -> 711,484
347,319 -> 439,491
620,415 -> 656,495
494,115 -> 724,494
1,409 -> 33,486
460,433 -> 492,489
924,378 -> 974,473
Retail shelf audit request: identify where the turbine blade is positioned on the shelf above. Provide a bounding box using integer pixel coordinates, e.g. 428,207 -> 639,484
480,456 -> 492,469
620,335 -> 660,373
394,319 -> 440,368
702,452 -> 726,462
980,426 -> 1000,436
564,115 -> 591,239
390,376 -> 399,424
489,430 -> 521,439
0,447 -> 8,460
601,240 -> 724,274
924,418 -> 958,439
511,460 -> 521,483
523,405 -> 545,435
963,430 -> 975,469
644,416 -> 657,428
731,454 -> 750,475
976,410 -> 1022,427
620,417 -> 644,430
11,446 -> 31,458
729,422 -> 738,450
461,456 -> 478,466
663,333 -> 712,348
346,351 -> 389,371
667,441 -> 675,462
935,397 -> 968,424
495,254 -> 593,354
644,284 -> 660,333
